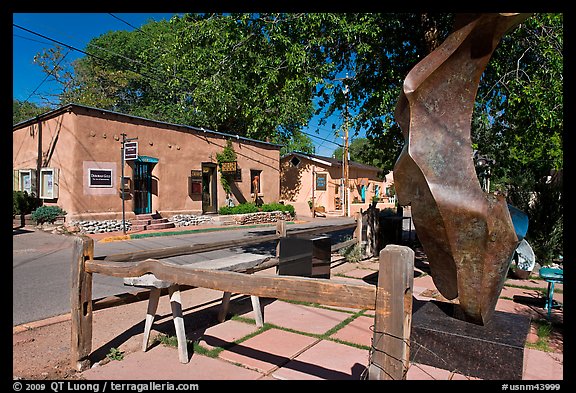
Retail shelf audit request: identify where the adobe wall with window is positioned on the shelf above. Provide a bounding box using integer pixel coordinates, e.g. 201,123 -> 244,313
280,152 -> 394,218
13,104 -> 281,221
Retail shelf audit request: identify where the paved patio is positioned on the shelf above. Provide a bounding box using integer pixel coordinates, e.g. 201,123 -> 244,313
79,256 -> 563,381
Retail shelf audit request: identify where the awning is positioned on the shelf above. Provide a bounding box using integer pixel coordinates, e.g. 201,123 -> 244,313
135,155 -> 159,164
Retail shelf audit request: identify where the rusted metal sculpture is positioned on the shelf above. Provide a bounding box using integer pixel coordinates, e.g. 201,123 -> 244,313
394,13 -> 531,325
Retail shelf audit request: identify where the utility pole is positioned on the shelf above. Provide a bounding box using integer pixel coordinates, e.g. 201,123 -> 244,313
342,86 -> 350,217
335,73 -> 354,217
342,79 -> 350,217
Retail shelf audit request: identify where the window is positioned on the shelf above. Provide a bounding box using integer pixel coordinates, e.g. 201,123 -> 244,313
39,168 -> 59,199
315,173 -> 327,191
250,170 -> 262,195
13,169 -> 36,195
290,156 -> 301,167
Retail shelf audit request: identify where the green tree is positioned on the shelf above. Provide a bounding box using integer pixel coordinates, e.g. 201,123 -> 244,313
13,99 -> 52,125
471,13 -> 563,262
332,137 -> 382,168
29,13 -> 562,261
276,131 -> 315,156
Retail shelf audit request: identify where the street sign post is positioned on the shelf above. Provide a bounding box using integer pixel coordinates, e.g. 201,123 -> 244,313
121,134 -> 138,234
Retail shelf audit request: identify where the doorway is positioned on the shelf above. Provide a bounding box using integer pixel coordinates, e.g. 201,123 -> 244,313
133,156 -> 158,214
134,162 -> 152,214
202,163 -> 218,213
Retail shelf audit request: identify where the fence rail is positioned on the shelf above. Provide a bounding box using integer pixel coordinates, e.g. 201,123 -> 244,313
71,213 -> 414,380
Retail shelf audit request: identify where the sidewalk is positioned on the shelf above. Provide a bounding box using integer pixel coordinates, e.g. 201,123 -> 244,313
13,241 -> 564,381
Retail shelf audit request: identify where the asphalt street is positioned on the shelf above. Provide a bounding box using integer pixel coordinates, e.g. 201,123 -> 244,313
13,217 -> 356,326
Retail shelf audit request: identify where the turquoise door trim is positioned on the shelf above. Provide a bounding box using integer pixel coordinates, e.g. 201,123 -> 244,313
134,158 -> 156,215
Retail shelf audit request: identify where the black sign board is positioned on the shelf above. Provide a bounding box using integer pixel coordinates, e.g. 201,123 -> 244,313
190,170 -> 203,178
124,141 -> 138,160
89,169 -> 113,188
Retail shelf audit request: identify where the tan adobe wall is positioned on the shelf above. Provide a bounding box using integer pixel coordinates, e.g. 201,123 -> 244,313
13,107 -> 281,221
280,154 -> 395,218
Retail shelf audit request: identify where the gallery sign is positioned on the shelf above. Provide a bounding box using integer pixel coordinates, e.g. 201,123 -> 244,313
89,168 -> 113,188
220,161 -> 238,175
124,141 -> 138,160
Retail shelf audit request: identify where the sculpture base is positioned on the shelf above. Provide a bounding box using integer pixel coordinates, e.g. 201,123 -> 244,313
410,300 -> 530,380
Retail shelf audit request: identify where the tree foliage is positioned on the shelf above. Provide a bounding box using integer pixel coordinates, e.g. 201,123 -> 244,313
332,137 -> 383,168
27,13 -> 563,260
472,13 -> 563,262
13,99 -> 52,124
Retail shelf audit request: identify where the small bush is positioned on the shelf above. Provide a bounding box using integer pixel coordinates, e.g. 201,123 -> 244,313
106,347 -> 124,361
218,203 -> 260,215
13,190 -> 39,216
219,202 -> 296,216
338,235 -> 364,263
261,202 -> 295,217
31,205 -> 67,224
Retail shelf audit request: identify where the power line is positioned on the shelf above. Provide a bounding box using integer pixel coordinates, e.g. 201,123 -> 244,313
14,19 -> 346,150
13,23 -> 179,89
299,130 -> 342,147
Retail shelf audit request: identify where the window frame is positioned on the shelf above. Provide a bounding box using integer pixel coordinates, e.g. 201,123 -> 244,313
39,167 -> 59,199
250,169 -> 263,196
315,172 -> 328,191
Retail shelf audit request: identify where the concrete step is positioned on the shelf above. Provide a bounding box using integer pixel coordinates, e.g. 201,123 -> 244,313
131,219 -> 151,226
134,213 -> 161,220
150,218 -> 170,225
146,222 -> 176,230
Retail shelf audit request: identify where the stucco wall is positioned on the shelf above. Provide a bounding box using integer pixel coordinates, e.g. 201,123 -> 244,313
13,106 -> 281,221
280,154 -> 395,218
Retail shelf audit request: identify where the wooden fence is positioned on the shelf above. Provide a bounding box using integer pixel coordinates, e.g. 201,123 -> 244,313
71,213 -> 414,380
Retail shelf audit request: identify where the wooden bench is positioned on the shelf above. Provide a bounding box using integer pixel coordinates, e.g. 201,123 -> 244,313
123,253 -> 271,363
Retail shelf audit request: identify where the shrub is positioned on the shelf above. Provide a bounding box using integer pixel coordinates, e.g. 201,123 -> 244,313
338,237 -> 364,263
31,205 -> 67,224
219,202 -> 296,217
218,203 -> 260,215
13,190 -> 39,216
261,202 -> 295,217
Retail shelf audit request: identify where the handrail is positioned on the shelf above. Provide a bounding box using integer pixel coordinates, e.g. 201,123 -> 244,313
104,218 -> 359,263
85,257 -> 376,310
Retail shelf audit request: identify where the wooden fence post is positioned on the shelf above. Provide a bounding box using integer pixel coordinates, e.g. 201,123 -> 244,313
354,211 -> 362,246
364,203 -> 379,258
276,218 -> 286,238
368,244 -> 414,380
71,235 -> 94,371
276,218 -> 286,258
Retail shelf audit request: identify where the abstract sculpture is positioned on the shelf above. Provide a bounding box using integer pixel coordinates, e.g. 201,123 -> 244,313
394,13 -> 531,325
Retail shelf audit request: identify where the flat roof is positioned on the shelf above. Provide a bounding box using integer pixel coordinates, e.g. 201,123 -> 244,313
13,103 -> 283,149
282,151 -> 385,173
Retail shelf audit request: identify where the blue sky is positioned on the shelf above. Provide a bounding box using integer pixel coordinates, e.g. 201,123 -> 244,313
12,12 -> 352,157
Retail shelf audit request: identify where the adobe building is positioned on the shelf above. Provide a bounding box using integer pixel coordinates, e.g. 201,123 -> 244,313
13,103 -> 282,221
280,151 -> 396,218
